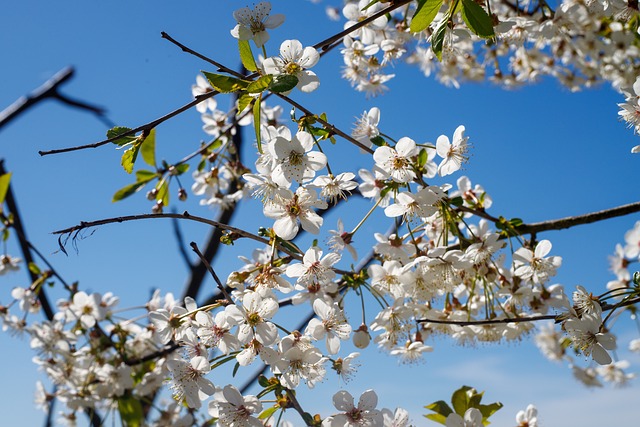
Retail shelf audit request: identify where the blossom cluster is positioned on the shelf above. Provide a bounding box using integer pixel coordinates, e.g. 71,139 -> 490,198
2,1 -> 640,425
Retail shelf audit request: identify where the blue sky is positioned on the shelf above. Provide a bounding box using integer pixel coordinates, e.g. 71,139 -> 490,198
1,1 -> 639,426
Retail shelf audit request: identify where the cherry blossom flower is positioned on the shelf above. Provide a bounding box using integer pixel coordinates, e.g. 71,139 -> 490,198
513,240 -> 562,284
306,299 -> 352,354
342,0 -> 388,45
384,187 -> 441,222
166,355 -> 215,409
270,130 -> 327,186
230,2 -> 285,48
263,186 -> 327,240
352,107 -> 381,148
563,314 -> 616,365
225,290 -> 279,346
515,404 -> 539,427
311,172 -> 358,203
209,385 -> 263,427
446,408 -> 483,427
323,389 -> 383,427
328,218 -> 358,260
0,254 -> 21,275
263,39 -> 320,93
436,125 -> 470,176
286,246 -> 340,286
373,137 -> 418,183
191,75 -> 216,113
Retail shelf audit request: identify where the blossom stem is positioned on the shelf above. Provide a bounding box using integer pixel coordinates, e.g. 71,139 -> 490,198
350,197 -> 383,236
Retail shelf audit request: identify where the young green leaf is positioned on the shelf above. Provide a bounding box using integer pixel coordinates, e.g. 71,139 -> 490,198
431,19 -> 448,61
269,74 -> 299,93
0,172 -> 11,207
237,93 -> 255,115
112,181 -> 148,202
107,126 -> 137,146
451,386 -> 473,416
117,393 -> 144,427
461,0 -> 495,38
174,163 -> 190,175
370,135 -> 386,147
135,169 -> 157,183
253,93 -> 263,153
410,0 -> 445,33
246,75 -> 274,94
140,128 -> 156,168
424,400 -> 453,425
121,145 -> 141,174
478,401 -> 504,420
238,39 -> 258,72
155,179 -> 169,206
258,405 -> 279,420
202,71 -> 249,93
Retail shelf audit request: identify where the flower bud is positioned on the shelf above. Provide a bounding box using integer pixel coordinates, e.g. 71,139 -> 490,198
353,324 -> 371,349
178,188 -> 188,201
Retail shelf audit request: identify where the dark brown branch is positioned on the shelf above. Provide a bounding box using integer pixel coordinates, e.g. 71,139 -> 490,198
190,242 -> 234,305
312,0 -> 412,51
53,212 -> 302,260
0,160 -> 55,321
0,67 -> 110,132
514,201 -> 640,235
39,92 -> 215,155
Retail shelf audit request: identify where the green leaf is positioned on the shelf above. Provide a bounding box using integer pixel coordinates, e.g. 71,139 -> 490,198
202,71 -> 249,93
461,0 -> 495,38
246,75 -> 274,94
418,148 -> 428,167
28,262 -> 41,275
117,393 -> 144,427
478,402 -> 503,421
135,170 -> 157,183
232,361 -> 240,377
431,19 -> 448,61
107,126 -> 137,146
140,128 -> 156,167
0,172 -> 11,206
112,181 -> 148,202
269,74 -> 299,93
370,135 -> 386,147
121,145 -> 141,174
424,400 -> 453,425
258,405 -> 279,420
238,39 -> 258,72
449,196 -> 464,207
410,0 -> 445,33
451,386 -> 473,416
253,93 -> 263,153
175,164 -> 190,175
258,375 -> 271,388
237,93 -> 255,115
155,179 -> 169,206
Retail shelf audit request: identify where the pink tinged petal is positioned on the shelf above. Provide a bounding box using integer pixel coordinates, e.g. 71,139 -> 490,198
358,389 -> 378,411
297,70 -> 320,93
333,390 -> 355,411
436,135 -> 451,158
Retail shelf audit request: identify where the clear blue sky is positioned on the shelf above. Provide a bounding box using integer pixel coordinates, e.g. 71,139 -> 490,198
1,1 -> 639,426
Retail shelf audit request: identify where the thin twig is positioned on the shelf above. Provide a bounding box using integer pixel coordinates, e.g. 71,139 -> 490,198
190,242 -> 235,305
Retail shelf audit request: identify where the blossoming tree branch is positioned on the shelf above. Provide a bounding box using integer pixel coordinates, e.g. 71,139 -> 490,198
2,0 -> 640,426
